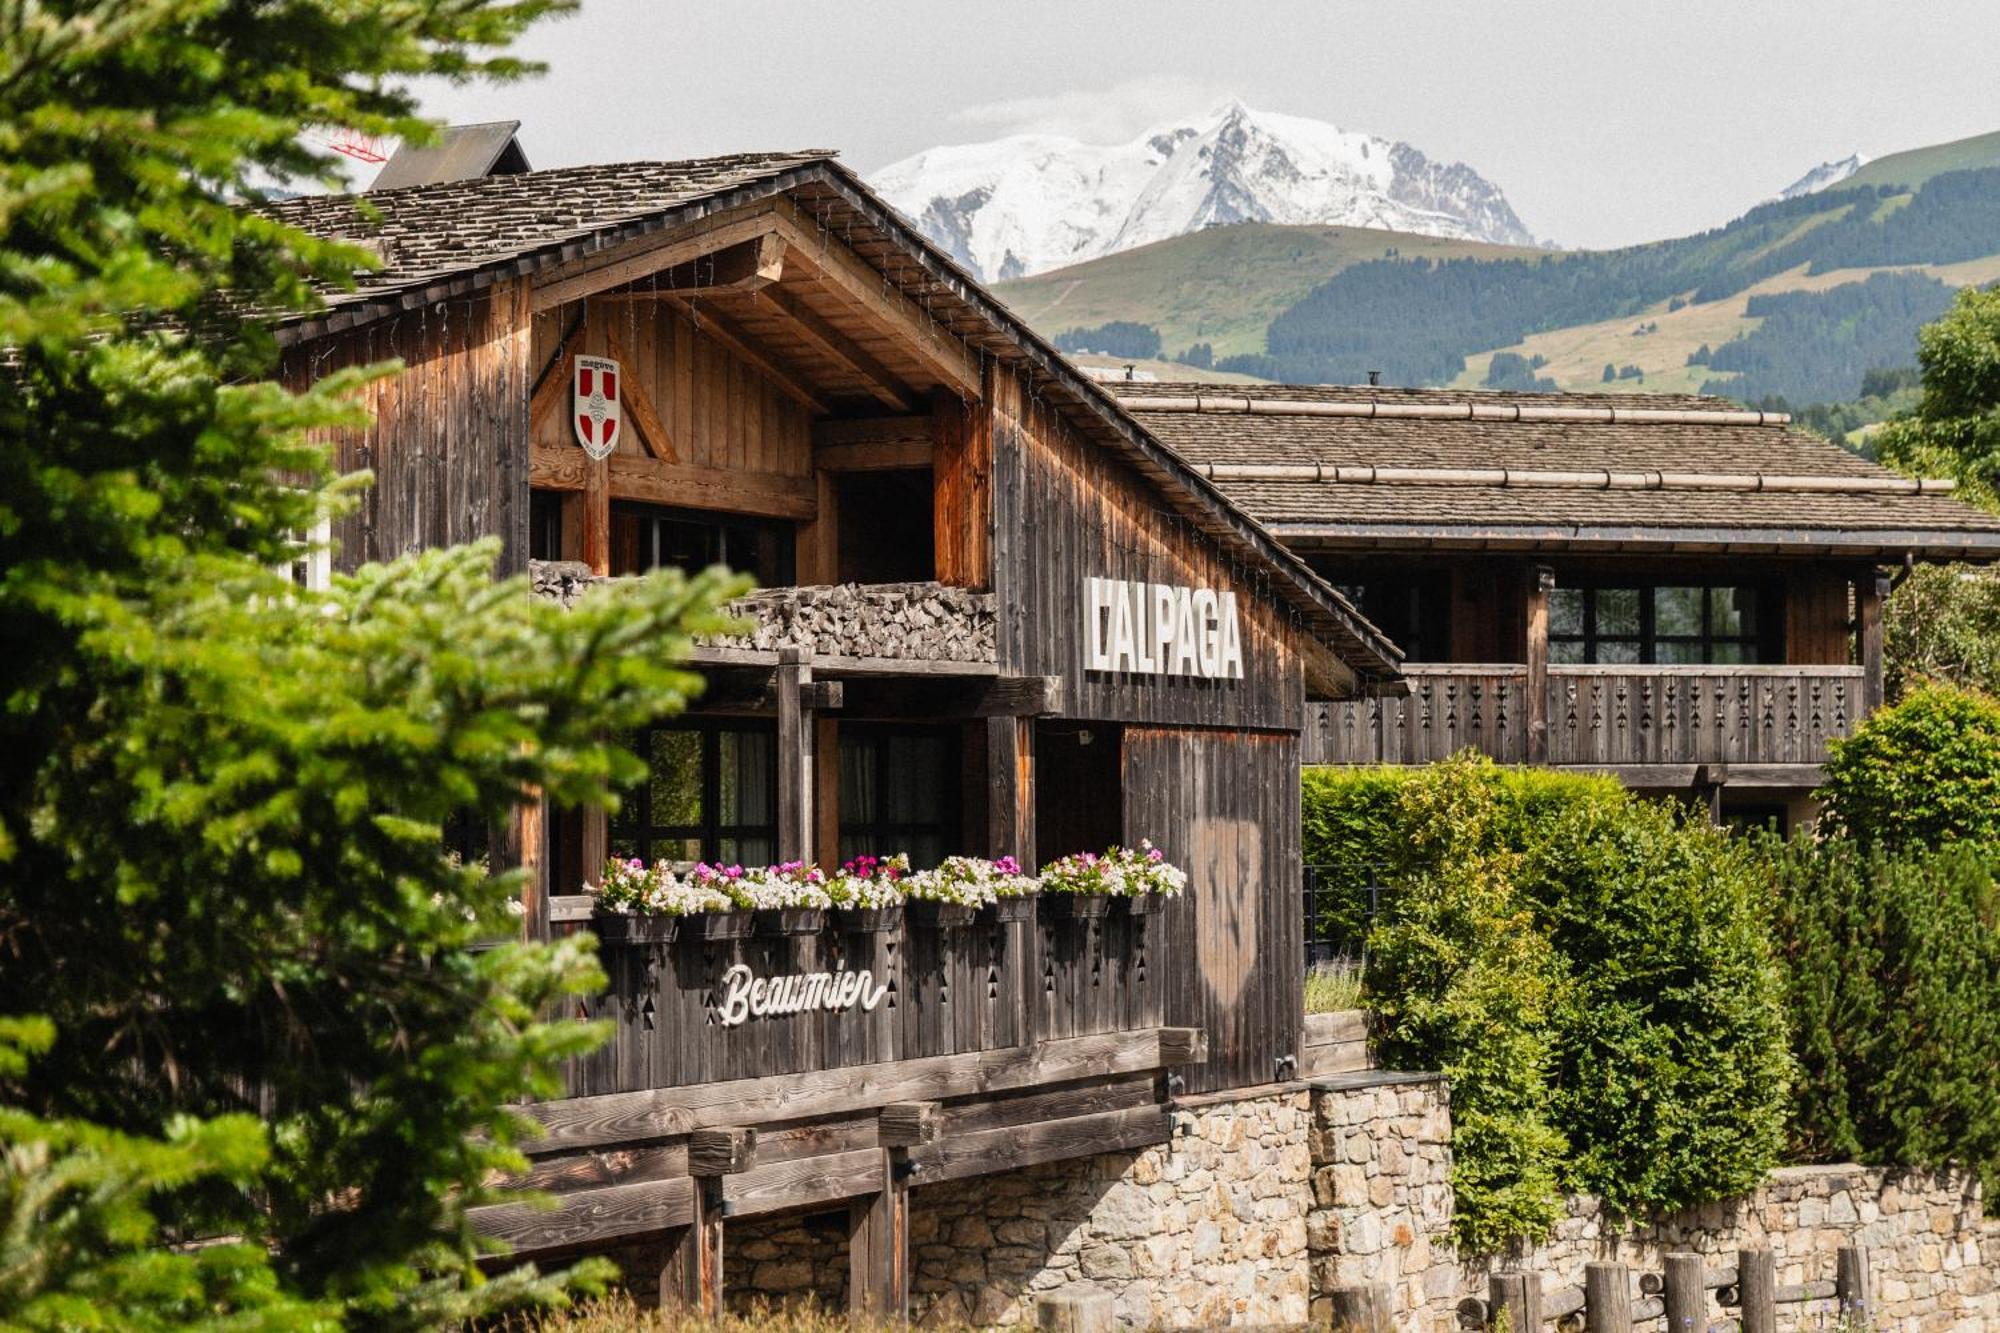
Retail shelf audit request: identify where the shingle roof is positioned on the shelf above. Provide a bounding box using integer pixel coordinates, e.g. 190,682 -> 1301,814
265,157 -> 1401,683
1111,382 -> 2000,558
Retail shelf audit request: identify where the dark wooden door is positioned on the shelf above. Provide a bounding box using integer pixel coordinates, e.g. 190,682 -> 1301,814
1033,721 -> 1123,863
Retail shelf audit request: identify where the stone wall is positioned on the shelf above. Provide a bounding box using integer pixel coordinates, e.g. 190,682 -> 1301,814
1304,1071 -> 2000,1332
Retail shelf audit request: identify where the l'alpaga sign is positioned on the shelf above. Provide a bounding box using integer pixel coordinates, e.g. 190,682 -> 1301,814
573,355 -> 622,460
1085,576 -> 1244,679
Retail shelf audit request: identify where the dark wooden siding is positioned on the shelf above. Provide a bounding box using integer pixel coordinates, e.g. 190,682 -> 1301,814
1123,726 -> 1302,1095
990,370 -> 1309,732
282,281 -> 533,575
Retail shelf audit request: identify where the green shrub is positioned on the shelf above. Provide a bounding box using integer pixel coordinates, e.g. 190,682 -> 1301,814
1818,683 -> 2000,852
1524,800 -> 1793,1216
1766,835 -> 2000,1187
1365,758 -> 1569,1252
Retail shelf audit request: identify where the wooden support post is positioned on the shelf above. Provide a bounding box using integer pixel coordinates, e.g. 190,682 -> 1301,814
986,716 -> 1034,863
1663,1253 -> 1705,1332
581,455 -> 610,576
504,792 -> 548,940
1488,1272 -> 1528,1332
579,805 -> 607,897
1583,1261 -> 1629,1333
1525,564 -> 1553,765
814,715 -> 840,867
776,648 -> 815,864
662,1177 -> 723,1317
932,382 -> 992,589
689,1126 -> 758,1177
879,1101 -> 941,1148
1836,1244 -> 1872,1318
1737,1248 -> 1776,1333
1859,571 -> 1887,716
848,1151 -> 909,1320
1327,1283 -> 1391,1333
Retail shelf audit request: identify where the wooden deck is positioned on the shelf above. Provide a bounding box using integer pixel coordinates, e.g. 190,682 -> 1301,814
1307,663 -> 1866,784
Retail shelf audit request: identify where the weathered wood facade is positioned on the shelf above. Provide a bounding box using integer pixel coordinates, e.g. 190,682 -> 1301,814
271,152 -> 1398,1313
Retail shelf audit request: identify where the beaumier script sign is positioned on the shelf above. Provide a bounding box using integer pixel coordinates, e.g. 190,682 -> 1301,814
715,962 -> 889,1027
1085,576 -> 1245,680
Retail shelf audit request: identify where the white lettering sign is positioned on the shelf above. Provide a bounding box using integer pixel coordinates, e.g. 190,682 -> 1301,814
716,962 -> 890,1027
1085,577 -> 1244,679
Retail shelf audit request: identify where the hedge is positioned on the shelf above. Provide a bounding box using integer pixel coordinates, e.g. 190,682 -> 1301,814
1817,682 -> 2000,852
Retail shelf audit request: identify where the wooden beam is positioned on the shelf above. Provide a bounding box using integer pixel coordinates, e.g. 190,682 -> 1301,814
839,675 -> 1063,719
773,208 -> 982,397
878,1101 -> 941,1148
521,1027 -> 1201,1155
530,208 -> 782,312
594,233 -> 786,299
904,1105 -> 1169,1185
986,716 -> 1033,864
1859,571 -> 1887,716
932,384 -> 992,588
1526,564 -> 1553,764
468,1175 -> 693,1253
849,1152 -> 908,1320
529,350 -> 574,436
605,328 -> 678,462
813,415 -> 933,450
721,1146 -> 882,1218
688,1127 -> 758,1177
661,1178 -> 723,1317
655,291 -> 829,414
754,282 -> 916,412
776,648 -> 815,864
815,438 -> 932,472
582,456 -> 610,576
530,444 -> 818,521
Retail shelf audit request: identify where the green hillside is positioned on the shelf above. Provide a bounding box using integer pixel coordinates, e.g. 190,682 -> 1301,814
992,223 -> 1544,362
1846,128 -> 2000,191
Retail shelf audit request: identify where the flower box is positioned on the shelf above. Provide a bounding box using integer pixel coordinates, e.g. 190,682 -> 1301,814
986,894 -> 1039,924
909,900 -> 979,929
1042,893 -> 1111,921
592,909 -> 679,944
689,910 -> 756,941
1123,892 -> 1164,916
756,907 -> 827,937
832,906 -> 903,934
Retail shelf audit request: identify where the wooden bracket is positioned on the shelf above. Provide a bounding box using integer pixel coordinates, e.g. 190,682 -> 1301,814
689,1126 -> 758,1177
878,1101 -> 941,1148
1159,1027 -> 1208,1066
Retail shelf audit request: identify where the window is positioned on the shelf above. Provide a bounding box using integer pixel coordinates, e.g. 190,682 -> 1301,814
838,723 -> 959,868
611,502 -> 794,587
1549,583 -> 1772,664
836,470 -> 934,584
1329,573 -> 1450,662
611,721 -> 777,866
529,490 -> 564,562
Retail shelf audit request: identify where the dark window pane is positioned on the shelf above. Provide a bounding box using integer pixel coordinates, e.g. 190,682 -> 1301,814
1656,640 -> 1704,664
1596,588 -> 1641,637
1598,640 -> 1641,664
840,736 -> 878,824
718,729 -> 774,827
1710,641 -> 1748,665
720,836 -> 774,868
1712,587 -> 1757,638
1550,589 -> 1587,638
1655,587 -> 1704,637
1550,639 -> 1586,665
650,731 -> 704,827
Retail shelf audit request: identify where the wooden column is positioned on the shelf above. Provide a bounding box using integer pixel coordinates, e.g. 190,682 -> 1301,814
986,716 -> 1034,863
814,715 -> 841,865
1662,1253 -> 1704,1332
504,793 -> 549,940
932,381 -> 992,590
581,455 -> 610,576
777,648 -> 816,864
1737,1246 -> 1777,1333
1858,570 -> 1888,715
1327,1285 -> 1391,1333
848,1150 -> 910,1319
1836,1244 -> 1872,1317
1583,1261 -> 1629,1333
661,1177 -> 724,1316
1525,564 -> 1553,765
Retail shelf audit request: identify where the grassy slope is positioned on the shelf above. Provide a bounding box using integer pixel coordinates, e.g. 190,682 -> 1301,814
991,222 -> 1545,361
1845,128 -> 2000,191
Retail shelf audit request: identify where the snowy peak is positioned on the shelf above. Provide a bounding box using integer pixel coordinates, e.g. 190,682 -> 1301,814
1777,153 -> 1869,201
869,101 -> 1535,282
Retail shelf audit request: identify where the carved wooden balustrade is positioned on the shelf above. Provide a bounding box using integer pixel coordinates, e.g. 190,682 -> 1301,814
1308,663 -> 1867,773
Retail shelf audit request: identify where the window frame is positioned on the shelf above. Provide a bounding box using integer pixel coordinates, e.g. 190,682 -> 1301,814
611,718 -> 779,867
1548,581 -> 1775,666
836,721 -> 962,869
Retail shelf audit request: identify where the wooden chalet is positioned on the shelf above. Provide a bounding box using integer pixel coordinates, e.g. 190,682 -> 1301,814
1110,383 -> 2000,820
268,152 -> 1400,1311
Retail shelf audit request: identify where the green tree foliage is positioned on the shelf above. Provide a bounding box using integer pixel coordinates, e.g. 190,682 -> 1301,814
1177,341 -> 1214,369
1884,564 -> 2000,698
1817,684 -> 2000,852
1052,320 -> 1161,359
1698,271 -> 1956,406
1483,352 -> 1556,392
1364,759 -> 1568,1253
1318,762 -> 1790,1240
1523,801 -> 1793,1216
0,0 -> 747,1324
1766,837 -> 2000,1189
1602,362 -> 1617,383
1877,283 -> 2000,491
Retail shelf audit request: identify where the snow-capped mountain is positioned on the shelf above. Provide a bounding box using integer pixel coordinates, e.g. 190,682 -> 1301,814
869,99 -> 1537,282
1777,153 -> 1869,201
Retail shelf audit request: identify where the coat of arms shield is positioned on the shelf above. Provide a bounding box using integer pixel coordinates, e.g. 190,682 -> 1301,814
573,355 -> 622,460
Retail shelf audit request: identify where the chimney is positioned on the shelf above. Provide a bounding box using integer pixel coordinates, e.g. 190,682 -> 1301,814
1123,363 -> 1137,381
1367,370 -> 1381,387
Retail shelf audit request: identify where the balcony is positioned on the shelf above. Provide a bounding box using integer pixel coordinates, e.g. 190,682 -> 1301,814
529,562 -> 998,675
1307,662 -> 1868,784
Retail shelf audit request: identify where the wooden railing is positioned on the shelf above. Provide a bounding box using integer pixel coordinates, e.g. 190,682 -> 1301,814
1308,664 -> 1868,772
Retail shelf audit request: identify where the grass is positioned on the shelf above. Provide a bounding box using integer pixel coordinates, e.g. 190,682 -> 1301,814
501,1295 -> 974,1333
1846,127 -> 2000,192
1304,965 -> 1365,1014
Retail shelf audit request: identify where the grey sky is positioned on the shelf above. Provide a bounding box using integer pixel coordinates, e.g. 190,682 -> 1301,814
408,0 -> 2000,251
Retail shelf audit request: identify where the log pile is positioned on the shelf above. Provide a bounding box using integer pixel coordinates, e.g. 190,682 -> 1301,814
527,563 -> 997,664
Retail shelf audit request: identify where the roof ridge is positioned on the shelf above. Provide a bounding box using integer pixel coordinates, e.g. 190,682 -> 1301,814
1120,393 -> 1794,427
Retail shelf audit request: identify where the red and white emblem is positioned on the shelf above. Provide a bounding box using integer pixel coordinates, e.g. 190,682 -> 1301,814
573,355 -> 622,461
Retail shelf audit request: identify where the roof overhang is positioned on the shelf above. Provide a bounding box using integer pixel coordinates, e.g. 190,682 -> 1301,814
1272,522 -> 2000,562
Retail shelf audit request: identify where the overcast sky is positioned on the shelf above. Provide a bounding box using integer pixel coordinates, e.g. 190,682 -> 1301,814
406,0 -> 2000,251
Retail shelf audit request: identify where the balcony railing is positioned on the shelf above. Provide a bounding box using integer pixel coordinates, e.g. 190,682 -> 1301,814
1309,663 -> 1868,772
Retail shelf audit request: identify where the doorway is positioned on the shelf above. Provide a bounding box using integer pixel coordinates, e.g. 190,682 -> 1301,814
1034,720 -> 1124,863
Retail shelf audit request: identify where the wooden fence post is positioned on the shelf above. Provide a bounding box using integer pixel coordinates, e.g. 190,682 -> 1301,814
1327,1283 -> 1391,1333
1837,1244 -> 1872,1319
1738,1246 -> 1777,1333
1583,1261 -> 1630,1333
1663,1252 -> 1704,1331
1488,1270 -> 1541,1330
